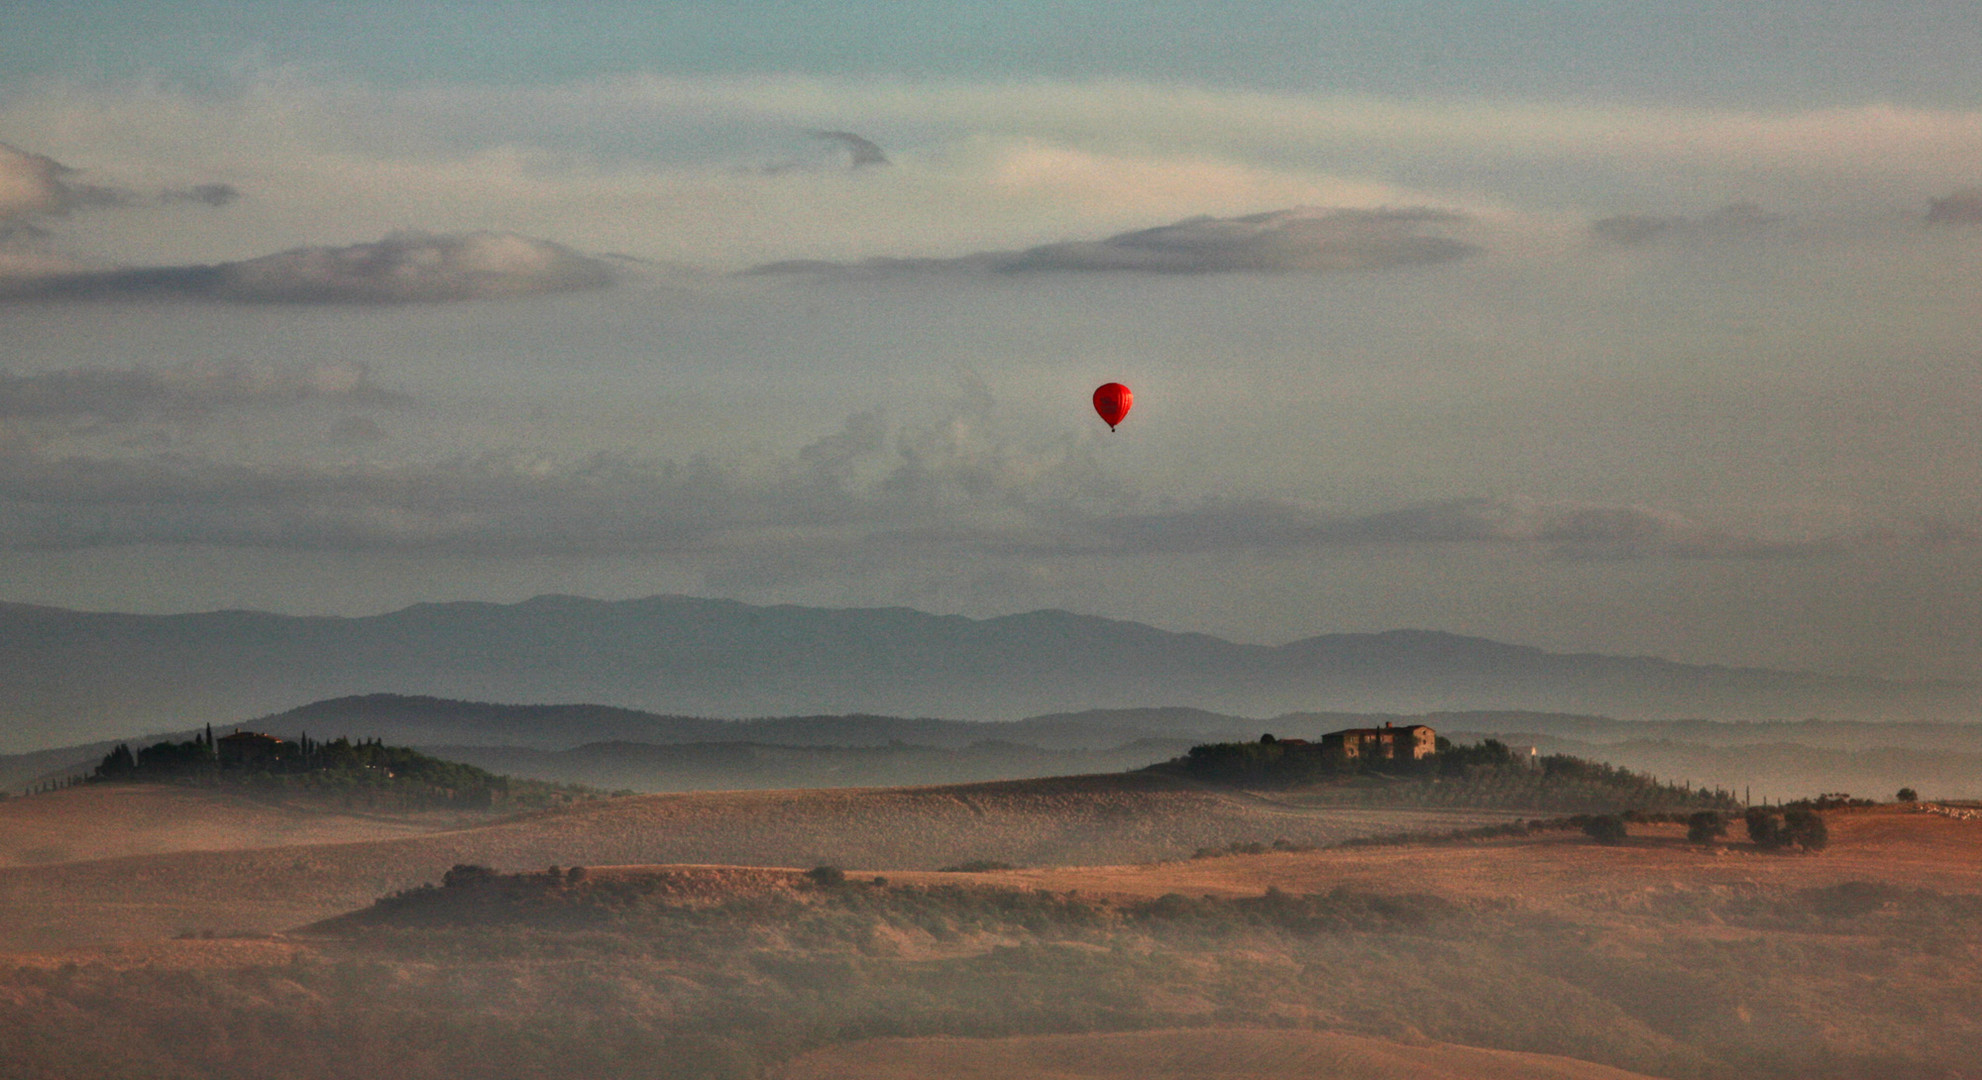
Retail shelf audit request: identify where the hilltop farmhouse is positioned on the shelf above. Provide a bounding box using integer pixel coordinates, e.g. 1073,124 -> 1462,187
1320,722 -> 1437,762
216,730 -> 288,766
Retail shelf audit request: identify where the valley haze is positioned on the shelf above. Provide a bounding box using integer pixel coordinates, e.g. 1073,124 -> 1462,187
3,593 -> 1972,753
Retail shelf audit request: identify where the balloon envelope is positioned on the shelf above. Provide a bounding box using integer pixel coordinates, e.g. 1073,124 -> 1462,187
1093,382 -> 1132,429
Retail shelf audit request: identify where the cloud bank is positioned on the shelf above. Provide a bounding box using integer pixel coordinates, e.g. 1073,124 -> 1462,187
1589,203 -> 1786,247
0,140 -> 237,221
0,362 -> 408,422
750,207 -> 1480,277
0,404 -> 1857,564
1095,497 -> 1826,561
0,141 -> 128,218
1926,187 -> 1982,224
0,231 -> 617,304
812,130 -> 889,168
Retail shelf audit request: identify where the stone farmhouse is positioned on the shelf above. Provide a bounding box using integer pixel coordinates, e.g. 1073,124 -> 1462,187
1320,722 -> 1436,762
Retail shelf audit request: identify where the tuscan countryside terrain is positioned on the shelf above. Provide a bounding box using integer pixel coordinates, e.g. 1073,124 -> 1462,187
12,4 -> 1982,1077
1,710 -> 1978,1079
2,605 -> 1980,1079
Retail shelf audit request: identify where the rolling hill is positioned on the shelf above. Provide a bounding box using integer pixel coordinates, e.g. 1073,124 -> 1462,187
12,694 -> 1982,801
0,772 -> 1526,952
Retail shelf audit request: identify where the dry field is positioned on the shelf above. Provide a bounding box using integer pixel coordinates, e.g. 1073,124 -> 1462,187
888,806 -> 1982,906
776,1028 -> 1667,1080
3,785 -> 1979,1080
0,773 -> 1521,951
0,783 -> 481,867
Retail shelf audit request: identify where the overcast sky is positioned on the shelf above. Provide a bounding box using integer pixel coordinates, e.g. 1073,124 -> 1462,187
1,2 -> 1979,683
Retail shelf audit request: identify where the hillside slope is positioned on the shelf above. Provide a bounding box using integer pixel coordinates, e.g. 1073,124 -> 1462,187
0,784 -> 483,868
777,1029 -> 1667,1080
0,772 -> 1518,951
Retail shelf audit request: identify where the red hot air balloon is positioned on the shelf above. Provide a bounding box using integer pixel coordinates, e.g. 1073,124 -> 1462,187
1092,382 -> 1132,431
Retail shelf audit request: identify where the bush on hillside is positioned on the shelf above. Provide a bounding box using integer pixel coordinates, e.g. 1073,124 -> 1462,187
1687,811 -> 1728,846
1746,808 -> 1826,853
1746,808 -> 1785,848
1580,814 -> 1628,845
1783,808 -> 1829,852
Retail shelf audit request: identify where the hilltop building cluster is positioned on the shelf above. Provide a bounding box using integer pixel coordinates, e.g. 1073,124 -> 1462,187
1258,723 -> 1439,761
1318,722 -> 1438,761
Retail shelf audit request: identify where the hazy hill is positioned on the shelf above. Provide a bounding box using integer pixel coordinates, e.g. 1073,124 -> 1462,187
11,695 -> 1982,799
3,594 -> 1973,749
253,696 -> 1263,751
423,738 -> 1200,794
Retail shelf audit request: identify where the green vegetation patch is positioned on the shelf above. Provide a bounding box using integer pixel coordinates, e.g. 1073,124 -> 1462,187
1167,737 -> 1741,815
91,731 -> 596,811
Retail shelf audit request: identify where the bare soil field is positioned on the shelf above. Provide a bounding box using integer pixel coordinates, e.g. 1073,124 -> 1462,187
893,806 -> 1982,907
0,783 -> 482,867
0,772 -> 1521,951
776,1028 -> 1667,1080
3,794 -> 1978,1079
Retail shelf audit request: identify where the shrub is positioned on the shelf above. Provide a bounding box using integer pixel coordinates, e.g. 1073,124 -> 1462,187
1687,811 -> 1728,846
805,865 -> 847,887
1746,808 -> 1786,850
1783,808 -> 1829,853
1581,815 -> 1628,845
441,864 -> 498,888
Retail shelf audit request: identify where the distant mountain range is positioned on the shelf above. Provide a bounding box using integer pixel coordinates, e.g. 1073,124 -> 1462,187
2,593 -> 1973,750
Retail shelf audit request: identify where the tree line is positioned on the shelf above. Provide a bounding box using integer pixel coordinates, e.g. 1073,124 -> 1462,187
90,727 -> 589,810
1171,735 -> 1738,813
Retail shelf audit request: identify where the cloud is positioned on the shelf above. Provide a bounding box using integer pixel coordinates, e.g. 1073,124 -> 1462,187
161,183 -> 242,208
811,130 -> 889,168
1925,187 -> 1982,224
1863,518 -> 1982,550
326,415 -> 388,446
10,75 -> 1982,278
0,140 -> 601,305
1589,203 -> 1785,247
749,206 -> 1480,276
0,362 -> 410,423
0,402 -> 1114,553
752,129 -> 891,176
0,141 -> 238,222
0,141 -> 129,219
1093,497 -> 1825,561
0,231 -> 617,304
0,398 -> 1836,564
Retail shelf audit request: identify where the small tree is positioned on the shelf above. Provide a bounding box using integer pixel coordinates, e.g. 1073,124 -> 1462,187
1582,815 -> 1628,845
1686,810 -> 1728,846
1783,808 -> 1829,852
805,865 -> 846,887
441,864 -> 498,888
96,743 -> 137,780
1896,787 -> 1919,804
1745,808 -> 1783,848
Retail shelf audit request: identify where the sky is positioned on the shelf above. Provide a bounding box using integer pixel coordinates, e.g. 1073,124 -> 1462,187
1,2 -> 1979,683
